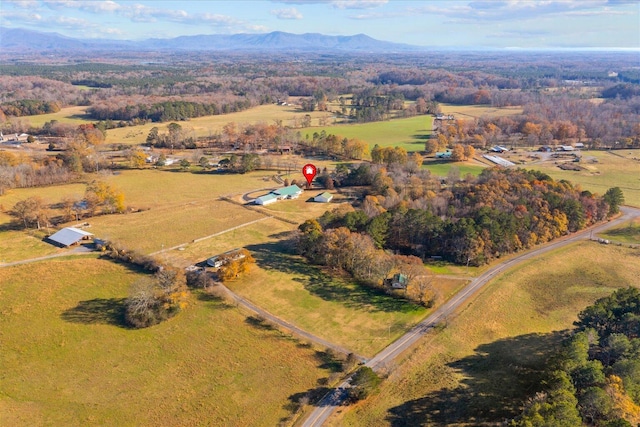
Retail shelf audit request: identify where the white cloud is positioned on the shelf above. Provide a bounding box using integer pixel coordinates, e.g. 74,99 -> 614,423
401,0 -> 637,22
331,0 -> 387,9
271,0 -> 387,8
2,0 -> 39,8
271,7 -> 304,19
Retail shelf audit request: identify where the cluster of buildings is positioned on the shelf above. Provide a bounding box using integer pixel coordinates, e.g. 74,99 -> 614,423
253,184 -> 333,206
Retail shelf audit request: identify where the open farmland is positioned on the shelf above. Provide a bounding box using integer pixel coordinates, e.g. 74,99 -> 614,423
334,242 -> 640,426
528,150 -> 640,207
304,115 -> 433,153
104,104 -> 334,145
18,106 -> 95,128
0,257 -> 334,427
438,103 -> 523,121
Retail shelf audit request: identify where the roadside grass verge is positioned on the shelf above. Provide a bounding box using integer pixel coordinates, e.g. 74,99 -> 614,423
0,257 -> 335,427
598,217 -> 640,244
335,242 -> 640,426
0,229 -> 62,263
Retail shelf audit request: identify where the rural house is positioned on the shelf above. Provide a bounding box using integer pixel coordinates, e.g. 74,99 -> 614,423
254,184 -> 303,205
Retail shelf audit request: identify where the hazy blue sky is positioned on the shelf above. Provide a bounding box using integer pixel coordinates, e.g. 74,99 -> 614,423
1,0 -> 639,49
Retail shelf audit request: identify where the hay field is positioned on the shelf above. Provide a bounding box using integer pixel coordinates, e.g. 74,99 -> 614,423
438,103 -> 523,121
530,150 -> 640,207
19,106 -> 94,128
104,104 -> 333,145
334,242 -> 640,426
0,257 -> 332,427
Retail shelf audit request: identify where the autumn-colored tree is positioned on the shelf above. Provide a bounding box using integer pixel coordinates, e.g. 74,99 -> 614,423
463,144 -> 476,160
451,144 -> 465,161
11,196 -> 49,229
85,180 -> 125,214
127,149 -> 146,169
217,249 -> 255,282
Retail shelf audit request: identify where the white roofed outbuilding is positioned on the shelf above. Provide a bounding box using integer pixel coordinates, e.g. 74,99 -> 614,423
47,227 -> 93,247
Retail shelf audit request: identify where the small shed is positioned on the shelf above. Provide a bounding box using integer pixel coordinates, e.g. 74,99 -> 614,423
314,192 -> 333,203
47,227 -> 93,247
386,273 -> 408,289
254,193 -> 279,205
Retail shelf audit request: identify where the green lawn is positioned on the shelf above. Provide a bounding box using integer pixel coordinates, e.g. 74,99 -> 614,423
226,241 -> 428,358
422,160 -> 486,178
0,257 -> 334,427
304,115 -> 433,153
598,217 -> 640,244
336,242 -> 640,426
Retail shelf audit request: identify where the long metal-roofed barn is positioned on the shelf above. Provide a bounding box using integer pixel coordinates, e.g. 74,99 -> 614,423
47,227 -> 93,247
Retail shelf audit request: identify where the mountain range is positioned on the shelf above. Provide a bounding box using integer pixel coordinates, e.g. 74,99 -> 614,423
0,28 -> 422,53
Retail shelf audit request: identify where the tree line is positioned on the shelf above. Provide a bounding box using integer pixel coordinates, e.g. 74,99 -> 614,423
308,164 -> 620,266
512,287 -> 640,426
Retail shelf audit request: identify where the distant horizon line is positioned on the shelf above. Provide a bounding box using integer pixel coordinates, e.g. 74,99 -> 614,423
2,26 -> 638,52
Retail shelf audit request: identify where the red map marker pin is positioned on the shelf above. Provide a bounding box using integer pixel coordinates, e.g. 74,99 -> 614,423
302,163 -> 317,187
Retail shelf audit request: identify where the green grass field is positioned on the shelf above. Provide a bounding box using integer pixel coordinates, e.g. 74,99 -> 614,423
19,106 -> 94,128
304,115 -> 433,153
335,242 -> 640,426
227,240 -> 427,357
529,150 -> 640,208
599,217 -> 640,244
0,257 -> 335,427
422,160 -> 486,178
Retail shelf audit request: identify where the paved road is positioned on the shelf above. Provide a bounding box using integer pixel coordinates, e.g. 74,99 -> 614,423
302,206 -> 640,427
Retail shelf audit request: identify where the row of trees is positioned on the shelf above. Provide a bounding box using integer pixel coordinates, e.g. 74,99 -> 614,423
513,288 -> 640,426
9,180 -> 125,229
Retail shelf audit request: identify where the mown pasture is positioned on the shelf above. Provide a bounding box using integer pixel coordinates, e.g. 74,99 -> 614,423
529,150 -> 640,208
0,257 -> 334,426
304,115 -> 433,153
438,103 -> 523,121
334,242 -> 640,426
422,160 -> 486,178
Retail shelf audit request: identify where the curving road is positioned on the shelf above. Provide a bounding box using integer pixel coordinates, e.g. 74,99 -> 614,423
302,206 -> 640,427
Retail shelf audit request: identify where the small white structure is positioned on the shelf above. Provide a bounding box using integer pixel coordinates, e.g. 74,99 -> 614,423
47,227 -> 93,247
314,192 -> 333,203
254,193 -> 279,205
559,145 -> 575,151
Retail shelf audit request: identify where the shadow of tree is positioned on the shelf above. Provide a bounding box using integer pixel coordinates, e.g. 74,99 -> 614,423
61,298 -> 128,328
386,331 -> 567,426
245,242 -> 422,314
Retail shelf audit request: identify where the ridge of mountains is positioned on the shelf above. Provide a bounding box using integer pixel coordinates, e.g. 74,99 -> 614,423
0,28 -> 424,53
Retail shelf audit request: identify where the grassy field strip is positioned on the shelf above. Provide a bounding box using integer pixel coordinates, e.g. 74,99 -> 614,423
216,281 -> 362,358
149,216 -> 272,256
